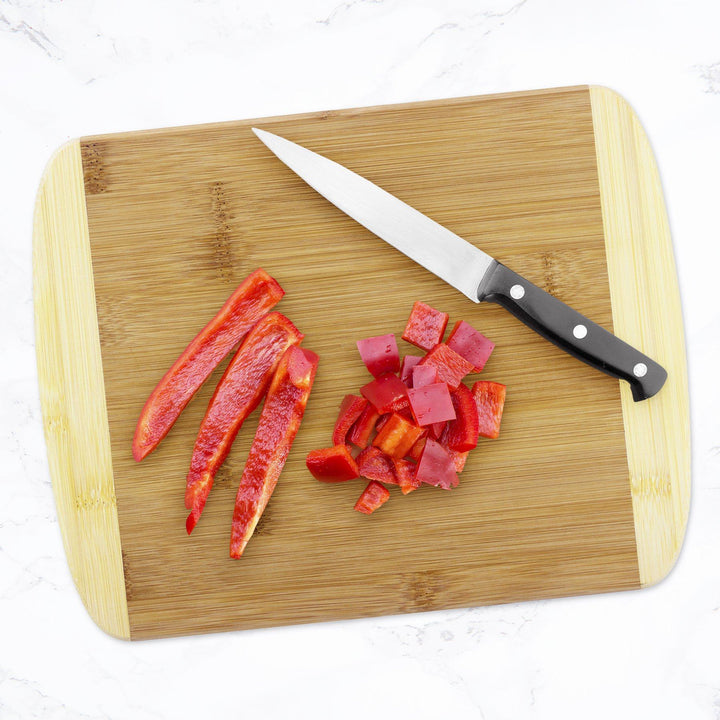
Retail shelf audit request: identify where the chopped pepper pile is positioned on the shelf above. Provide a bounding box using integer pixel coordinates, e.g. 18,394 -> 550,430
133,269 -> 318,558
306,301 -> 506,513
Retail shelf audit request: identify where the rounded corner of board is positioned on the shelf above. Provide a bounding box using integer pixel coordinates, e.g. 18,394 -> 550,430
33,135 -> 131,642
589,86 -> 691,591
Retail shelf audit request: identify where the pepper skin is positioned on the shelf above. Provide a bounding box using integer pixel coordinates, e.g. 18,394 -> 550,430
332,395 -> 368,446
229,346 -> 319,558
354,480 -> 391,514
402,301 -> 449,352
184,312 -> 304,533
372,412 -> 425,459
306,445 -> 359,482
133,269 -> 284,461
472,381 -> 507,439
442,383 -> 480,452
348,404 -> 381,449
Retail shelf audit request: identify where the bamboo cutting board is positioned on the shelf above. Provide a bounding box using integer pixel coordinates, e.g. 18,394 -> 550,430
33,86 -> 689,640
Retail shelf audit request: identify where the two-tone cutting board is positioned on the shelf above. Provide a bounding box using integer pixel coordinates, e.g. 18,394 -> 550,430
33,86 -> 689,640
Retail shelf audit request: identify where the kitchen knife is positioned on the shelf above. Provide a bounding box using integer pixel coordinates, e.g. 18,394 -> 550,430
252,128 -> 667,401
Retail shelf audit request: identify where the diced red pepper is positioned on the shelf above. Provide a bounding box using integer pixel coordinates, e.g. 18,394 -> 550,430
229,346 -> 318,558
418,343 -> 474,389
133,269 -> 284,461
400,355 -> 422,385
348,404 -> 381,448
393,458 -> 420,494
306,445 -> 359,482
375,413 -> 391,433
372,412 -> 425,459
360,373 -> 409,414
448,448 -> 469,473
415,438 -> 458,490
443,383 -> 480,452
411,364 -> 438,389
332,394 -> 368,446
406,434 -> 426,462
356,446 -> 397,485
446,320 -> 495,372
354,480 -> 390,514
429,421 -> 446,439
407,382 -> 456,426
357,334 -> 400,377
402,301 -> 449,352
184,312 -> 304,533
472,381 -> 507,439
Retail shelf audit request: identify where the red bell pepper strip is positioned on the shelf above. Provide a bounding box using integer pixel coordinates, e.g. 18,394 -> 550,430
472,381 -> 507,439
443,383 -> 480,452
357,334 -> 400,377
372,412 -> 425,459
354,480 -> 390,514
415,438 -> 459,490
306,445 -> 359,482
360,373 -> 409,414
418,343 -> 474,390
356,446 -> 397,485
348,404 -> 381,448
400,355 -> 422,385
184,312 -> 304,532
446,320 -> 495,372
332,395 -> 368,446
133,269 -> 284,461
402,301 -> 449,352
411,364 -> 438,389
407,382 -> 456,426
393,458 -> 420,495
229,346 -> 319,558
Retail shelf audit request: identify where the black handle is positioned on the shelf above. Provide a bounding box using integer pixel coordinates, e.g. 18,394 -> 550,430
478,262 -> 667,401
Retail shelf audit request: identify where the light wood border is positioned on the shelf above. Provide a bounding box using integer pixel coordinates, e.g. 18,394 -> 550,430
33,140 -> 130,639
590,86 -> 691,586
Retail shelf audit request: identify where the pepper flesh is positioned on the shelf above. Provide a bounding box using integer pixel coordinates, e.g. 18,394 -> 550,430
372,412 -> 425,459
348,404 -> 381,448
443,383 -> 480,452
472,381 -> 507,439
360,373 -> 409,414
332,395 -> 368,446
357,334 -> 400,377
393,458 -> 420,494
407,382 -> 456,426
354,480 -> 390,514
185,312 -> 304,533
400,355 -> 422,385
356,446 -> 397,485
415,438 -> 458,489
402,301 -> 449,352
133,269 -> 284,461
229,346 -> 319,558
446,320 -> 495,372
306,445 -> 359,482
418,343 -> 474,389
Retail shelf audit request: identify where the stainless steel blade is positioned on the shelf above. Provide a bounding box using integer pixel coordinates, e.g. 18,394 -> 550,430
252,128 -> 494,302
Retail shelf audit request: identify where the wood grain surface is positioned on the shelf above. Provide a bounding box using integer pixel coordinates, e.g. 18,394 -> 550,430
34,86 -> 688,640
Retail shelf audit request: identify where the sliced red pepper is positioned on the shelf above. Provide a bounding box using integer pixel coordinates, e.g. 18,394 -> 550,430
229,346 -> 319,558
443,383 -> 480,452
393,458 -> 420,495
133,269 -> 284,461
406,435 -> 426,462
306,445 -> 359,482
356,446 -> 397,485
472,381 -> 507,439
415,438 -> 458,490
448,448 -> 469,473
354,480 -> 390,514
356,334 -> 400,377
411,364 -> 438,389
360,373 -> 409,414
446,320 -> 495,372
348,404 -> 381,448
400,355 -> 422,385
372,412 -> 425,460
332,395 -> 368,446
407,382 -> 456,426
418,343 -> 474,389
402,301 -> 449,352
184,312 -> 304,532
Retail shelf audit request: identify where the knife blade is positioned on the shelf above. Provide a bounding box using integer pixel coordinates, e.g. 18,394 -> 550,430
252,127 -> 667,401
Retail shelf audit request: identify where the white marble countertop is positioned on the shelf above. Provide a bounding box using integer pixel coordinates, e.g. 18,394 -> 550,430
2,0 -> 719,717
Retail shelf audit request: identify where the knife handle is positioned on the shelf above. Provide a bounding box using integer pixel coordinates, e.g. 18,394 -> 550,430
478,262 -> 667,401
